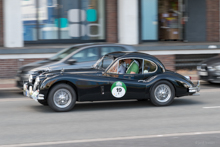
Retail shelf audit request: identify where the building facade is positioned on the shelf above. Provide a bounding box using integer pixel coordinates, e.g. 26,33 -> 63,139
0,0 -> 118,47
0,0 -> 220,78
0,0 -> 219,47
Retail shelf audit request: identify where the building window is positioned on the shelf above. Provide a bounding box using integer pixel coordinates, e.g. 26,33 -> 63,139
21,0 -> 105,42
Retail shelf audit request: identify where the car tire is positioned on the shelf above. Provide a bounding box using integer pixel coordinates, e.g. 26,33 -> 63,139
48,84 -> 76,112
150,80 -> 175,106
38,100 -> 48,106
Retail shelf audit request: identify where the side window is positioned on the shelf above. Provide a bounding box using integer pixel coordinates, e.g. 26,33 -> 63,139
101,46 -> 125,56
72,47 -> 98,63
102,57 -> 114,68
107,61 -> 119,74
143,60 -> 157,74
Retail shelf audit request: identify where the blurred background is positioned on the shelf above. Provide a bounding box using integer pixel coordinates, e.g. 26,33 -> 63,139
1,1 -> 220,146
0,0 -> 220,88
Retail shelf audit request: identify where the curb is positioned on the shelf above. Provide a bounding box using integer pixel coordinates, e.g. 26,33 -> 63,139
0,87 -> 21,91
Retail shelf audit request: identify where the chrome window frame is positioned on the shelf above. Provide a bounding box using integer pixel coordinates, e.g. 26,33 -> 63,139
105,57 -> 159,74
106,60 -> 119,74
143,59 -> 158,74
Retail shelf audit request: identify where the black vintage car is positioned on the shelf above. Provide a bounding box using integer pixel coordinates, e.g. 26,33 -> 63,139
23,52 -> 200,112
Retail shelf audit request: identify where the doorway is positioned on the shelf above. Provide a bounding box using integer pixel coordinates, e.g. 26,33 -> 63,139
140,0 -> 184,42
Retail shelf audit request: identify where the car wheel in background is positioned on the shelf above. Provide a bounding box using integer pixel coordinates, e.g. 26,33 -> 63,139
48,84 -> 76,112
150,80 -> 175,106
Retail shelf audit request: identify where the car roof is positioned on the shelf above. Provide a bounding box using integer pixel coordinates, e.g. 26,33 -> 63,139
106,51 -> 155,60
106,51 -> 165,68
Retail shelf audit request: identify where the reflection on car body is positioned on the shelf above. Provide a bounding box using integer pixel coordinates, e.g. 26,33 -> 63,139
23,52 -> 200,112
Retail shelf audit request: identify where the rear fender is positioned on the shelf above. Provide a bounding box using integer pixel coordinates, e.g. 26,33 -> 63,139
145,73 -> 190,97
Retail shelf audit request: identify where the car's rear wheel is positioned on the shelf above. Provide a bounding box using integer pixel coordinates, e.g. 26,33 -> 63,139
38,100 -> 48,106
150,80 -> 175,106
48,84 -> 76,112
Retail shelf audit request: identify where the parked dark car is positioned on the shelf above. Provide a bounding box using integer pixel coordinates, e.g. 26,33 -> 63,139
16,43 -> 136,88
23,52 -> 200,112
197,56 -> 220,83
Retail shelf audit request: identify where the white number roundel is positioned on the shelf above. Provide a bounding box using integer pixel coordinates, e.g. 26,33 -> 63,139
112,87 -> 126,98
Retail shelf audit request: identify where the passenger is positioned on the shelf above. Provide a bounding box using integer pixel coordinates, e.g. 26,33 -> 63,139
118,60 -> 126,74
124,59 -> 139,74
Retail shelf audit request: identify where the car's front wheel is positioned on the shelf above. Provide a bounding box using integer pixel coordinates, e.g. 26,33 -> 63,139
48,84 -> 76,112
150,80 -> 175,106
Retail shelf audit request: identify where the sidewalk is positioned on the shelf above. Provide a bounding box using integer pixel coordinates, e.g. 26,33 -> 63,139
0,70 -> 200,90
1,42 -> 220,54
0,79 -> 19,90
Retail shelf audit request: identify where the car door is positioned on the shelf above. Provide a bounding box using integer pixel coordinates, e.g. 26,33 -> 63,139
104,58 -> 159,100
102,59 -> 147,100
62,47 -> 100,69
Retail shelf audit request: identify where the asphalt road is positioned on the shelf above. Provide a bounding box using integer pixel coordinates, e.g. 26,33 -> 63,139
0,83 -> 220,147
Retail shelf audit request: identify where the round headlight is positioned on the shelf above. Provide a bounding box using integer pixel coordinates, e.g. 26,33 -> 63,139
29,75 -> 33,83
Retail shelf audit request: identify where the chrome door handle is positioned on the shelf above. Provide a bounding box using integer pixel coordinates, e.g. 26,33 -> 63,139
138,80 -> 145,82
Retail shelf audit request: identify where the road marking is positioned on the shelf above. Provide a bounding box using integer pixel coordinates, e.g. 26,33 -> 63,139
1,131 -> 220,147
203,106 -> 220,109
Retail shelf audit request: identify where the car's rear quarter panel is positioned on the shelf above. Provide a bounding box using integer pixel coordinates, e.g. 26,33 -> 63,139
145,72 -> 191,97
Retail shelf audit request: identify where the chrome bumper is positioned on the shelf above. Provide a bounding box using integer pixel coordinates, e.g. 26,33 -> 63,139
189,81 -> 200,96
23,83 -> 45,101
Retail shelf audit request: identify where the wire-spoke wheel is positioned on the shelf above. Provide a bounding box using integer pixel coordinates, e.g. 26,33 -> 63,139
150,81 -> 175,106
48,84 -> 76,112
53,89 -> 72,108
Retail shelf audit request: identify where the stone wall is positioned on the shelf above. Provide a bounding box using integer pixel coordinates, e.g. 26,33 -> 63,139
0,58 -> 46,78
0,0 -> 3,46
106,0 -> 118,43
206,0 -> 220,41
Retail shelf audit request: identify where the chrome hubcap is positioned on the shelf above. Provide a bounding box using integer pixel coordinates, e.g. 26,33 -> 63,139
154,84 -> 171,102
53,89 -> 72,108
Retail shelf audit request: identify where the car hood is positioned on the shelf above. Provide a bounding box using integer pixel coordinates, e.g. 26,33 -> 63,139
43,67 -> 104,78
20,59 -> 57,72
201,56 -> 220,65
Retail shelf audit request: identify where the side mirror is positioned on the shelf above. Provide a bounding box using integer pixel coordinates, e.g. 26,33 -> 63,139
67,59 -> 77,65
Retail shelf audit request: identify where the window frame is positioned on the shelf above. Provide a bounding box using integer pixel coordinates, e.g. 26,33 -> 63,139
105,57 -> 158,75
23,0 -> 106,44
106,60 -> 119,74
143,59 -> 158,74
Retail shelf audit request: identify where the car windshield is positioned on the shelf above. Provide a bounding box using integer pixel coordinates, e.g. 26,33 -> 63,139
93,56 -> 114,70
49,47 -> 80,61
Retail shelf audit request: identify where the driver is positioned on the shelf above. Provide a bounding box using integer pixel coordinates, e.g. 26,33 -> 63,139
124,59 -> 139,74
